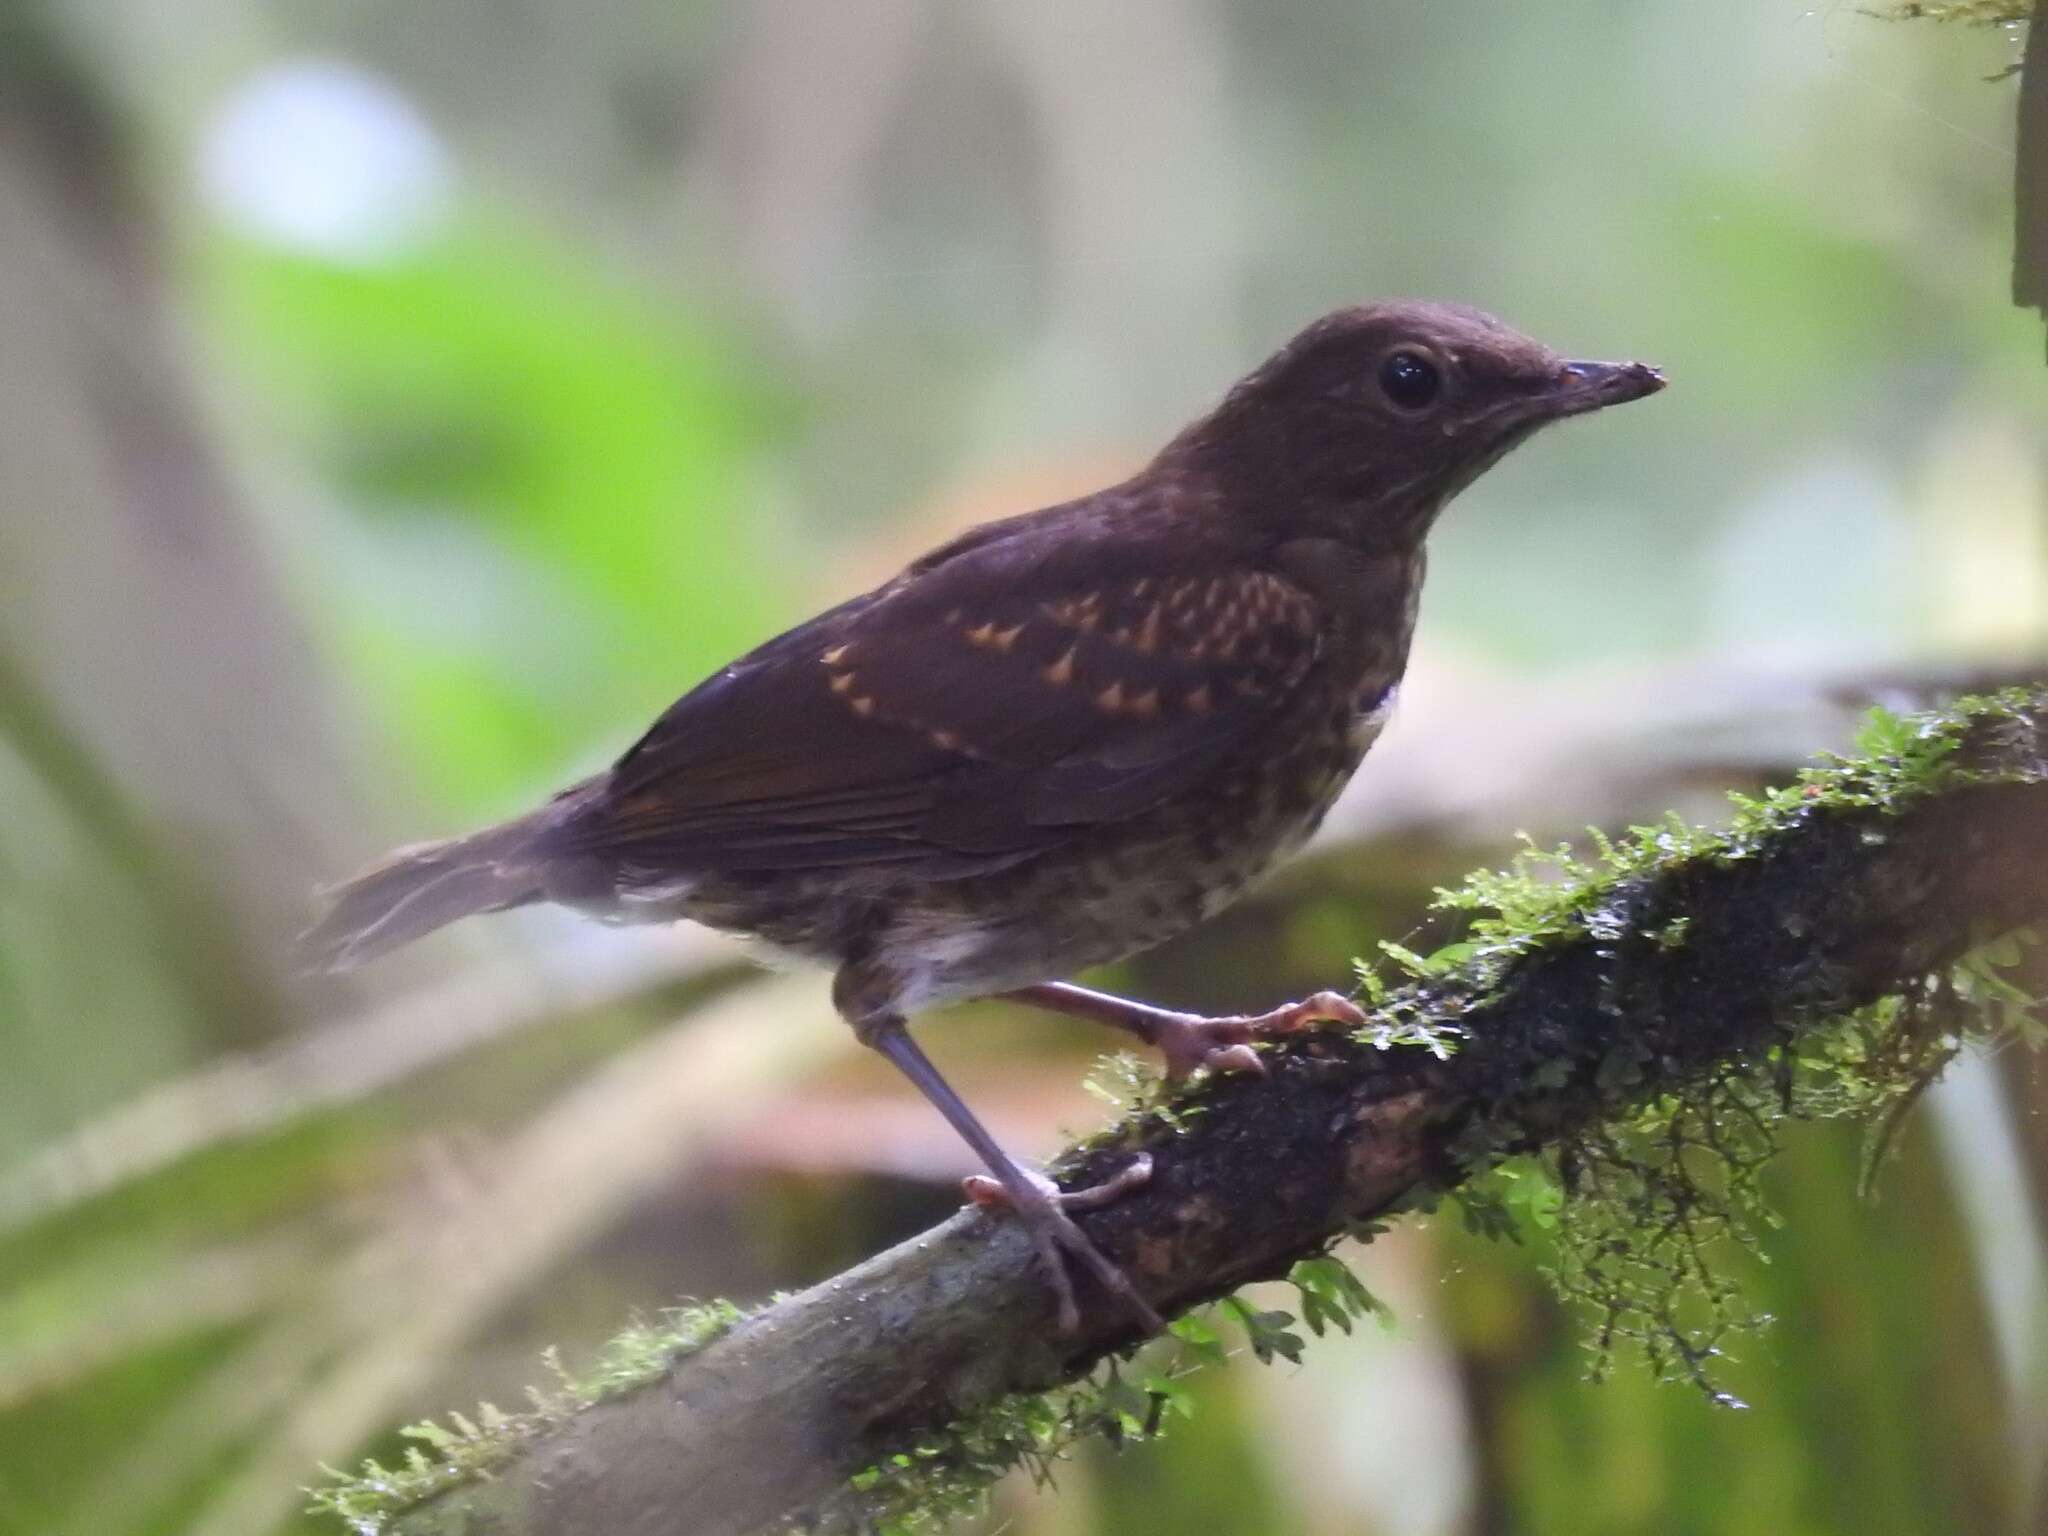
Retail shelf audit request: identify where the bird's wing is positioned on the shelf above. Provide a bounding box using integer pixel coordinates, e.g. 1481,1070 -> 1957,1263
556,523 -> 1322,875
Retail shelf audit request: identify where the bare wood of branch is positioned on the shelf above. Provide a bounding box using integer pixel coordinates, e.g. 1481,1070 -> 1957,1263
369,696 -> 2048,1536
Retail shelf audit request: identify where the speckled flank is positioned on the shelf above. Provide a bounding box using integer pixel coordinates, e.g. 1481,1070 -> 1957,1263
646,552 -> 1418,1018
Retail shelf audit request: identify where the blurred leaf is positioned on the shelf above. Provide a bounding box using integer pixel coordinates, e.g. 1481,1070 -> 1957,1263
0,1322 -> 251,1536
199,224 -> 800,809
1645,175 -> 1939,417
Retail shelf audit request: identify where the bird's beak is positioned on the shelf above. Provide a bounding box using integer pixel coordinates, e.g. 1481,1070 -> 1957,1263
1551,359 -> 1666,416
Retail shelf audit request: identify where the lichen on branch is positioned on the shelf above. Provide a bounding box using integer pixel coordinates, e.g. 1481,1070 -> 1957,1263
317,689 -> 2048,1536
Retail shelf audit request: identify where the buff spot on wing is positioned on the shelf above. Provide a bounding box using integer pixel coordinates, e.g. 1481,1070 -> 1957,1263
820,643 -> 852,667
1043,647 -> 1077,686
829,671 -> 858,695
1096,681 -> 1125,713
1046,591 -> 1116,638
1127,688 -> 1161,720
1185,683 -> 1213,714
962,620 -> 1022,651
850,695 -> 877,717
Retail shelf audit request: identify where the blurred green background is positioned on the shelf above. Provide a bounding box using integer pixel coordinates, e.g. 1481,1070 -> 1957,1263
0,2 -> 2043,1533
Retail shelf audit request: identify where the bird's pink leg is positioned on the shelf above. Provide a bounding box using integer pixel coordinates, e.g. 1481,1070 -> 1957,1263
859,1015 -> 1163,1335
1003,981 -> 1366,1082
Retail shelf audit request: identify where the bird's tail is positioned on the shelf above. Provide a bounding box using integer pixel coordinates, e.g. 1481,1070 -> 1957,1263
300,817 -> 547,972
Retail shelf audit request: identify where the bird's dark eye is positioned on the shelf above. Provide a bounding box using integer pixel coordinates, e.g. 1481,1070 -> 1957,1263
1377,349 -> 1442,412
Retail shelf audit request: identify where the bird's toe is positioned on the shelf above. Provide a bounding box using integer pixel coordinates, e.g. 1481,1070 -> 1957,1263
961,1157 -> 1162,1335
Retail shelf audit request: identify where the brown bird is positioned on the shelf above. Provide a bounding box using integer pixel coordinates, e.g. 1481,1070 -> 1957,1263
304,301 -> 1664,1333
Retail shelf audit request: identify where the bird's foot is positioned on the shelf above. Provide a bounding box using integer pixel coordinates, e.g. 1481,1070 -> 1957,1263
1149,990 -> 1368,1082
962,1154 -> 1161,1335
1003,982 -> 1368,1083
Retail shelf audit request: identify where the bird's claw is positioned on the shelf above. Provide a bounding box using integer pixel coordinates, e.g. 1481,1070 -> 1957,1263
1153,989 -> 1367,1082
1259,988 -> 1370,1035
962,1154 -> 1161,1335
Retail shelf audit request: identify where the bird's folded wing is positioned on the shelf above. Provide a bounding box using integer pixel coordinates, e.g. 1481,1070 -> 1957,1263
557,530 -> 1322,873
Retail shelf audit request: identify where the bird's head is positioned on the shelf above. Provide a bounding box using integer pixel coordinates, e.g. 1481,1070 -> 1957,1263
1163,300 -> 1664,546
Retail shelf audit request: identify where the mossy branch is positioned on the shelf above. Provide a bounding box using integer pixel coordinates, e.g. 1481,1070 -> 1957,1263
326,690 -> 2048,1536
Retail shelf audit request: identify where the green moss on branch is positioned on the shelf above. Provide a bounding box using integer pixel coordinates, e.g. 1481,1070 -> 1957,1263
320,690 -> 2048,1536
